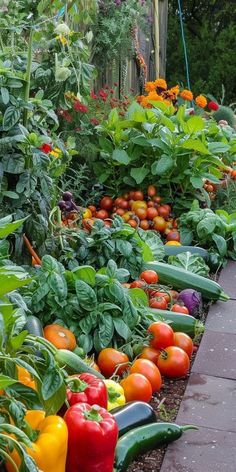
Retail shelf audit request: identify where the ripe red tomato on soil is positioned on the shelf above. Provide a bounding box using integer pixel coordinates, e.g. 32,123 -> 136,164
139,346 -> 161,364
148,321 -> 174,350
173,332 -> 194,358
157,346 -> 190,378
120,373 -> 152,402
130,359 -> 162,393
140,270 -> 158,284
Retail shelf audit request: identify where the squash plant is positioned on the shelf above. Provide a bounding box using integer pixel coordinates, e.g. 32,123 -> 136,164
23,256 -> 141,354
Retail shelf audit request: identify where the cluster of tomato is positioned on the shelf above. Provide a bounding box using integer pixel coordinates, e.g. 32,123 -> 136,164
130,269 -> 189,312
84,186 -> 181,245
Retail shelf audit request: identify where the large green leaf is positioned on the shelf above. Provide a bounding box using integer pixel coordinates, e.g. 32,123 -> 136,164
72,266 -> 96,286
0,269 -> 31,296
130,167 -> 149,184
151,155 -> 173,175
186,116 -> 205,133
3,106 -> 21,130
168,252 -> 210,276
182,138 -> 209,154
112,149 -> 130,165
0,216 -> 27,239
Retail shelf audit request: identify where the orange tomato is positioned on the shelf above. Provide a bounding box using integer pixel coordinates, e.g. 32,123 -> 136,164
44,324 -> 77,350
173,332 -> 194,358
133,191 -> 144,201
97,348 -> 129,377
139,346 -> 161,364
96,209 -> 109,220
135,207 -> 147,220
130,359 -> 162,393
120,373 -> 152,402
153,216 -> 166,232
128,219 -> 138,228
158,206 -> 170,220
131,200 -> 147,211
165,241 -> 181,246
147,185 -> 157,197
140,219 -> 150,230
116,208 -> 125,216
123,211 -> 134,222
146,207 -> 159,220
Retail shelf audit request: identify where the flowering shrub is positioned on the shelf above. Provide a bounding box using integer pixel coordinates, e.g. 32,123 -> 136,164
136,78 -> 219,113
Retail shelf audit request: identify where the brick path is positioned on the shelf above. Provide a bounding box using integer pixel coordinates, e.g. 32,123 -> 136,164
160,261 -> 236,472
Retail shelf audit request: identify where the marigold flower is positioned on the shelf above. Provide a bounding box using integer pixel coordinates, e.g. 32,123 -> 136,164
195,95 -> 207,108
147,91 -> 163,101
169,85 -> 180,96
208,101 -> 219,111
145,81 -> 156,93
154,78 -> 167,90
180,89 -> 193,101
40,143 -> 52,154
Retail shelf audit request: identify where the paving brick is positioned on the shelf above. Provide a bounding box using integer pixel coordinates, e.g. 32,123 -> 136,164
161,426 -> 236,472
218,260 -> 236,299
176,373 -> 236,432
206,300 -> 236,333
192,330 -> 236,379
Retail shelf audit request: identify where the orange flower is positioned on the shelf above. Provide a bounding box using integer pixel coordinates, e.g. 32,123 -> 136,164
136,95 -> 150,108
147,91 -> 163,101
195,95 -> 207,108
154,78 -> 167,90
145,81 -> 156,93
180,89 -> 193,101
169,85 -> 180,96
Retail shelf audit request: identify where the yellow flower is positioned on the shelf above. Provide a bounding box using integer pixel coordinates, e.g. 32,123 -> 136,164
195,95 -> 207,108
147,91 -> 163,101
180,89 -> 193,101
56,35 -> 69,45
154,78 -> 167,90
50,148 -> 62,158
145,81 -> 156,93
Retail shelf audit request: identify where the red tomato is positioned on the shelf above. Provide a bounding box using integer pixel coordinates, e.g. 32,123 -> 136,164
96,209 -> 109,220
148,321 -> 174,350
130,359 -> 162,393
153,216 -> 166,232
149,291 -> 170,303
169,290 -> 179,301
140,219 -> 150,230
171,304 -> 189,315
97,348 -> 129,377
100,196 -> 113,211
158,206 -> 170,219
119,199 -> 129,210
82,218 -> 95,231
153,196 -> 161,204
139,346 -> 160,364
140,270 -> 158,284
120,373 -> 152,402
157,346 -> 190,378
88,205 -> 97,215
128,219 -> 138,228
147,201 -> 155,207
114,197 -> 123,206
149,297 -> 168,310
133,191 -> 144,201
135,208 -> 147,220
173,332 -> 194,358
116,208 -> 125,216
146,207 -> 159,220
130,280 -> 146,289
162,204 -> 172,213
166,230 -> 180,242
147,185 -> 157,197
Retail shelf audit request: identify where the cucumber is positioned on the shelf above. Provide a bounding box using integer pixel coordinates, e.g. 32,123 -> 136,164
142,261 -> 229,301
145,309 -> 204,338
164,245 -> 209,259
24,316 -> 44,337
55,349 -> 104,379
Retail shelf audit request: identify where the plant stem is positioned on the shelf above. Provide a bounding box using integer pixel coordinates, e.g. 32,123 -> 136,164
23,27 -> 33,127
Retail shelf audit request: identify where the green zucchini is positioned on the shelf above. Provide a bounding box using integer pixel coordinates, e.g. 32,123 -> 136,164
145,309 -> 204,338
115,422 -> 198,471
55,349 -> 104,379
112,402 -> 157,437
142,261 -> 229,301
164,245 -> 208,259
24,316 -> 44,337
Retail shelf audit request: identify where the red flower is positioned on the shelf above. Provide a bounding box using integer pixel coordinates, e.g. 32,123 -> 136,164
104,84 -> 109,90
90,90 -> 97,99
110,89 -> 114,94
73,100 -> 88,113
114,82 -> 118,87
208,101 -> 219,111
99,89 -> 108,100
90,118 -> 99,125
40,143 -> 52,154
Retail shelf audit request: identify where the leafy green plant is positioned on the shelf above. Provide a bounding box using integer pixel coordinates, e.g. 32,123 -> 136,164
23,256 -> 142,354
179,200 -> 236,267
168,252 -> 210,277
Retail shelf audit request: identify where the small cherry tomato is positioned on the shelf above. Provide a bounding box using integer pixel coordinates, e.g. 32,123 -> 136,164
140,270 -> 158,284
146,207 -> 159,220
83,208 -> 92,219
148,321 -> 174,350
96,209 -> 109,220
140,219 -> 150,230
100,196 -> 114,211
128,219 -> 138,228
166,230 -> 180,242
147,185 -> 157,197
133,191 -> 144,201
158,206 -> 170,219
153,216 -> 166,232
135,207 -> 148,220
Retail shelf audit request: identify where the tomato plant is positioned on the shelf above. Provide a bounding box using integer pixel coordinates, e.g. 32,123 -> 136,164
140,270 -> 158,284
148,322 -> 174,349
157,346 -> 190,378
120,373 -> 152,402
130,359 -> 162,393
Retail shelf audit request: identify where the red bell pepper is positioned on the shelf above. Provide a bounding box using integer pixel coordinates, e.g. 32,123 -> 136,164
64,402 -> 118,472
66,373 -> 108,409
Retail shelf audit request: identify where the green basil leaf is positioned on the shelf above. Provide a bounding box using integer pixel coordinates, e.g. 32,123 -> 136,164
113,317 -> 131,340
75,280 -> 97,310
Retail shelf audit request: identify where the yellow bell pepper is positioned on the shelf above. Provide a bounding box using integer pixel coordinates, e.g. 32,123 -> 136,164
17,366 -> 36,390
6,410 -> 68,472
104,379 -> 126,411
